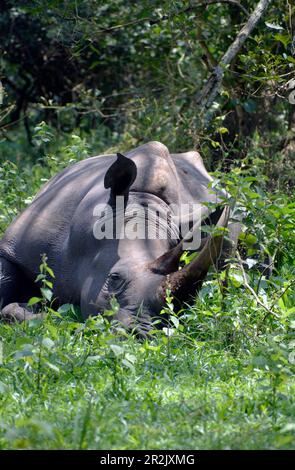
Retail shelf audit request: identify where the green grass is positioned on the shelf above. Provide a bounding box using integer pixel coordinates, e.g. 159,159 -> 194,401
0,304 -> 295,450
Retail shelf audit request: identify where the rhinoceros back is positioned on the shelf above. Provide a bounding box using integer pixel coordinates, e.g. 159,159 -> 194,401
0,154 -> 115,278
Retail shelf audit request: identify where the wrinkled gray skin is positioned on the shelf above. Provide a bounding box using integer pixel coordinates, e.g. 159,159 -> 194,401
0,142 -> 238,334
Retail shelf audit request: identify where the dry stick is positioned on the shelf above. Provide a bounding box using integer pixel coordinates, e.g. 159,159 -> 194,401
199,0 -> 249,15
87,1 -> 249,34
196,0 -> 272,110
269,279 -> 295,312
236,250 -> 279,319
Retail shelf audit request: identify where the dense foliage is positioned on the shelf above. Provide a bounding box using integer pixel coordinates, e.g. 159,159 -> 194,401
0,0 -> 294,450
1,1 -> 295,177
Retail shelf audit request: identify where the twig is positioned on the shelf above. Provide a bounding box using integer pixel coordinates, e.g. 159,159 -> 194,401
269,279 -> 295,311
200,0 -> 249,16
236,250 -> 279,319
196,0 -> 272,110
255,257 -> 274,294
63,1 -> 249,34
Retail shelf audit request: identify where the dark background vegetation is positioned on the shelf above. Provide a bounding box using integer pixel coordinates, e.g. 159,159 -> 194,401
1,0 -> 294,183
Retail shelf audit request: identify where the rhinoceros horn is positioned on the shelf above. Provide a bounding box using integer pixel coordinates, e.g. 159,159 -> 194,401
149,242 -> 184,275
155,205 -> 230,301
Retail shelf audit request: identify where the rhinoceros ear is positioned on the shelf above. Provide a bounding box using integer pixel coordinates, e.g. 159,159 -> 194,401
104,153 -> 137,195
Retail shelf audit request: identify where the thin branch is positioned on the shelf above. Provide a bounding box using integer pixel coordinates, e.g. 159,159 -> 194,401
196,0 -> 272,110
198,0 -> 249,16
255,258 -> 274,294
236,251 -> 279,319
78,1 -> 249,35
196,25 -> 218,71
269,279 -> 295,311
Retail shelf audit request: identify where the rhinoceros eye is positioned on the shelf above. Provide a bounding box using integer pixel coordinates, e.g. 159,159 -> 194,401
110,273 -> 121,281
107,273 -> 125,292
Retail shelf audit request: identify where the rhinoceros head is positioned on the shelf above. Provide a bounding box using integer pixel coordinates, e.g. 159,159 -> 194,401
93,214 -> 228,336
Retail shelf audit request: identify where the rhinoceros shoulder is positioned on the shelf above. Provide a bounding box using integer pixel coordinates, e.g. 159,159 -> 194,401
171,151 -> 213,185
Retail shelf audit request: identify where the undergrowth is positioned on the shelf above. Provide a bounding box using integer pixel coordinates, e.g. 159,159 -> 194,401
0,128 -> 294,449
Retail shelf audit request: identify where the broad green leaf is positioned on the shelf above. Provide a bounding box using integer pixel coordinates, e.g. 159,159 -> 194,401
41,288 -> 53,302
28,297 -> 42,306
